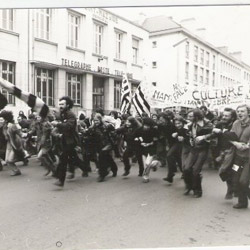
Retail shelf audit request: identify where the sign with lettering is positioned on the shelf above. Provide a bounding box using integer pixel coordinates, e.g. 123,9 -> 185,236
142,83 -> 246,109
61,58 -> 135,80
61,58 -> 91,71
85,8 -> 118,24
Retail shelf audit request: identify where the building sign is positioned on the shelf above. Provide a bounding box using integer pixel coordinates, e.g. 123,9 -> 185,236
98,66 -> 109,74
114,70 -> 133,79
62,58 -> 135,79
61,58 -> 91,71
85,8 -> 118,24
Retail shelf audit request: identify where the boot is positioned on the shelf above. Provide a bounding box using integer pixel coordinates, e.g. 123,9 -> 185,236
193,174 -> 202,198
183,170 -> 193,195
122,170 -> 130,177
97,176 -> 105,182
54,180 -> 64,187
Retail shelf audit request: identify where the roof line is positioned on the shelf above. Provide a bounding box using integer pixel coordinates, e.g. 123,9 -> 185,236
149,26 -> 250,69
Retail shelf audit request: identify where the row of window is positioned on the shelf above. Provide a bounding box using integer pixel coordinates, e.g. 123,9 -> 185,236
0,61 -> 137,109
192,64 -> 215,85
186,42 -> 216,70
0,9 -> 141,65
220,59 -> 241,77
244,71 -> 250,81
220,75 -> 239,86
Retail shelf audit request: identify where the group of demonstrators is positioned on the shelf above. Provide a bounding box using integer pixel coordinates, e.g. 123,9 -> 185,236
0,84 -> 250,209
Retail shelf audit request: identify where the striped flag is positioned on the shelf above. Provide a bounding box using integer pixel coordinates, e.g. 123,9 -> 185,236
120,74 -> 131,114
132,85 -> 151,117
0,91 -> 8,110
0,76 -> 49,118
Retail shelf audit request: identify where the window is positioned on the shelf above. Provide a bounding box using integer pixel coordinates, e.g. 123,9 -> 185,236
152,61 -> 157,68
200,67 -> 204,83
93,77 -> 104,110
67,73 -> 81,105
114,81 -> 121,109
206,52 -> 210,67
0,9 -> 14,31
194,65 -> 198,82
213,55 -> 216,70
185,41 -> 189,58
0,60 -> 15,104
200,49 -> 204,65
68,12 -> 80,48
35,9 -> 51,40
94,23 -> 104,55
152,41 -> 157,48
185,62 -> 189,80
35,68 -> 54,106
132,38 -> 139,64
206,70 -> 209,84
194,46 -> 198,62
115,32 -> 122,59
152,82 -> 157,86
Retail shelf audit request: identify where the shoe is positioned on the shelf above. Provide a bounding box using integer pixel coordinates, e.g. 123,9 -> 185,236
54,180 -> 64,187
183,189 -> 191,196
194,192 -> 202,198
233,203 -> 248,209
225,193 -> 233,200
112,172 -> 117,177
122,171 -> 130,177
152,166 -> 157,172
97,176 -> 105,182
163,176 -> 173,183
44,170 -> 51,176
143,176 -> 149,183
67,173 -> 75,179
0,164 -> 3,171
23,159 -> 29,166
82,172 -> 88,177
138,173 -> 143,177
10,170 -> 21,176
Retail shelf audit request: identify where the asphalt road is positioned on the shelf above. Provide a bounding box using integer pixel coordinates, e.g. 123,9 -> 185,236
0,157 -> 250,250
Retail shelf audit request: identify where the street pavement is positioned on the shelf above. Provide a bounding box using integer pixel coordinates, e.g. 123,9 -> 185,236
0,157 -> 250,250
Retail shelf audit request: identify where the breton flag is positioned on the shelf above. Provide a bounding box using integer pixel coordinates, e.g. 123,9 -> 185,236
0,91 -> 8,110
120,74 -> 131,114
132,85 -> 151,117
0,76 -> 49,118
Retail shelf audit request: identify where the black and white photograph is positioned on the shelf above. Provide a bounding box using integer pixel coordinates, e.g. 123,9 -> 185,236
1,0 -> 250,249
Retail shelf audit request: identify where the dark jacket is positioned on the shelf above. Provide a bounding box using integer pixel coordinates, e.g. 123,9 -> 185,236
57,110 -> 79,147
188,119 -> 213,149
87,123 -> 115,152
116,126 -> 140,149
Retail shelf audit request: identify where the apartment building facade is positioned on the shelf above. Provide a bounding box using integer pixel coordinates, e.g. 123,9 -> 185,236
0,8 -> 149,117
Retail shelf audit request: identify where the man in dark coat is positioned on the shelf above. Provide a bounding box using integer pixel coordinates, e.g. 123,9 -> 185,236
52,96 -> 86,187
183,108 -> 213,198
210,108 -> 237,199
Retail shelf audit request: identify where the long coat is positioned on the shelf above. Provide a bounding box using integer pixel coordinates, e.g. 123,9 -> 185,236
3,122 -> 24,163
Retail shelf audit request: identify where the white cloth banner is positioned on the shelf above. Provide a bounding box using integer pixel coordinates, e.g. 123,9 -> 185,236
143,83 -> 247,110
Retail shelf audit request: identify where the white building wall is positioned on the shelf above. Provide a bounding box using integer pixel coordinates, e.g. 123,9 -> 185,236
0,8 -> 149,118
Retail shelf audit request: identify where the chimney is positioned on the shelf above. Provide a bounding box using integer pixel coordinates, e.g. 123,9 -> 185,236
217,46 -> 228,53
180,17 -> 197,33
135,12 -> 147,26
230,51 -> 242,61
196,27 -> 206,39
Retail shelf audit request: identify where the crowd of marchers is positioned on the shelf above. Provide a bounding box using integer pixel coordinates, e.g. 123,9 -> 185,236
0,99 -> 250,209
